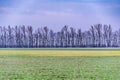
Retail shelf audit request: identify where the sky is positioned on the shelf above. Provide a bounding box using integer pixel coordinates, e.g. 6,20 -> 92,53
0,0 -> 120,31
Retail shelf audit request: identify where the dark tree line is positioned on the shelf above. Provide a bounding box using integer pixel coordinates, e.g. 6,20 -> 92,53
0,24 -> 119,48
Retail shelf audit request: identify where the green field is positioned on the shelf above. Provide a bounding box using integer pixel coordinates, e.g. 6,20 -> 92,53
0,49 -> 120,80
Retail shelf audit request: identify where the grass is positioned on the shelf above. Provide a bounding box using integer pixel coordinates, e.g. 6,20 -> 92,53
0,49 -> 120,80
1,56 -> 120,80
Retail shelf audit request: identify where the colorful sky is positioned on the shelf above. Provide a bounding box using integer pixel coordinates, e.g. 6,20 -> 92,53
0,0 -> 120,31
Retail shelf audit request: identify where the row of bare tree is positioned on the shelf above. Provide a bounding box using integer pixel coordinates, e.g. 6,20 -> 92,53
0,24 -> 119,48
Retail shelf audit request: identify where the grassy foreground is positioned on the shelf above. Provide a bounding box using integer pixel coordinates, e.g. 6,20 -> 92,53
0,49 -> 120,80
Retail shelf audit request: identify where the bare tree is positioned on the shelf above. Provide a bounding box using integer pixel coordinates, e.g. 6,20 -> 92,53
27,26 -> 33,47
0,24 -> 118,48
112,31 -> 119,47
90,26 -> 96,47
43,26 -> 49,47
103,25 -> 112,47
8,26 -> 14,47
70,27 -> 75,47
77,29 -> 82,47
95,24 -> 102,47
49,30 -> 54,47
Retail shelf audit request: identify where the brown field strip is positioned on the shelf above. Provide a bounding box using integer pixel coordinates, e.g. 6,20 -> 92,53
0,50 -> 120,56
